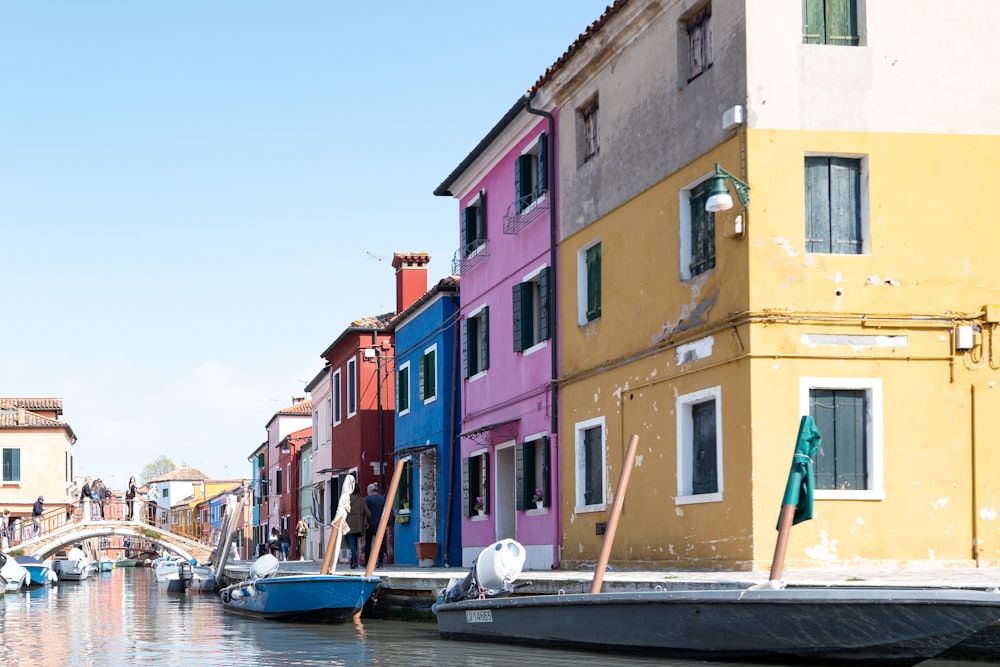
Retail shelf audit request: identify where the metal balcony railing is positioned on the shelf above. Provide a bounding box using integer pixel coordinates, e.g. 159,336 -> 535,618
451,239 -> 490,275
503,192 -> 549,235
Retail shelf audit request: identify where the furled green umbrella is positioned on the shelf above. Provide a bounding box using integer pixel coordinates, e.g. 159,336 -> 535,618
778,414 -> 823,528
767,415 -> 823,584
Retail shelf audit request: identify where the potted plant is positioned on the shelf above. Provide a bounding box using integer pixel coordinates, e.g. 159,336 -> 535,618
474,496 -> 485,516
414,541 -> 439,566
532,487 -> 544,510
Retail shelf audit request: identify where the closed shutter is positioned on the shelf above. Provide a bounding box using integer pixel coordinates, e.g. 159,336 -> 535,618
425,350 -> 435,398
480,307 -> 490,371
586,243 -> 602,321
515,155 -> 532,212
462,456 -> 471,516
830,157 -> 861,254
512,282 -> 525,352
477,191 -> 487,241
689,179 -> 716,276
583,427 -> 602,505
539,267 -> 550,340
462,206 -> 475,256
418,355 -> 425,400
537,132 -> 548,193
462,319 -> 470,378
481,454 -> 490,514
825,0 -> 859,46
802,0 -> 826,43
805,157 -> 832,252
692,400 -> 718,494
811,388 -> 867,490
515,442 -> 526,511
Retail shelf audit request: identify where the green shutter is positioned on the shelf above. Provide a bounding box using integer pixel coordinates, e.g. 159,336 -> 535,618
829,157 -> 862,254
398,367 -> 409,412
825,0 -> 859,46
462,456 -> 471,515
515,155 -> 533,212
537,132 -> 548,193
692,401 -> 718,495
515,442 -> 526,511
539,267 -> 551,340
541,436 -> 550,504
418,355 -> 425,400
802,0 -> 826,43
481,454 -> 490,514
586,243 -> 602,321
462,206 -> 474,255
512,283 -> 524,352
689,179 -> 716,276
478,191 -> 487,241
462,319 -> 470,378
480,307 -> 490,371
805,157 -> 832,253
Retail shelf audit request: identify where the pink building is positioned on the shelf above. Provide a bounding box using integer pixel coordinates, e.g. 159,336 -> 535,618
435,96 -> 561,568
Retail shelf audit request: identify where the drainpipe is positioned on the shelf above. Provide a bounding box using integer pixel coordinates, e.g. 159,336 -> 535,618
524,90 -> 560,568
444,294 -> 460,567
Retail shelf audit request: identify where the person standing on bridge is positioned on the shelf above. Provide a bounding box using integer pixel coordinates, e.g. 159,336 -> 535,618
1,509 -> 10,550
125,476 -> 137,521
32,495 -> 44,537
80,476 -> 94,520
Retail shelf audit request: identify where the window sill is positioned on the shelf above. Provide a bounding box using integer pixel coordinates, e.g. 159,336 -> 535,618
574,503 -> 606,514
814,490 -> 885,501
675,491 -> 723,506
526,507 -> 548,516
471,514 -> 489,522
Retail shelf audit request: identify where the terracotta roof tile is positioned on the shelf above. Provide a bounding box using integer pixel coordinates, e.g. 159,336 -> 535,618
0,397 -> 63,413
532,0 -> 630,91
150,467 -> 210,482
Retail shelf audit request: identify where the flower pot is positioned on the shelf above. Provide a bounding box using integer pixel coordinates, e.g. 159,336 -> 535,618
414,542 -> 438,567
534,500 -> 544,510
476,509 -> 485,517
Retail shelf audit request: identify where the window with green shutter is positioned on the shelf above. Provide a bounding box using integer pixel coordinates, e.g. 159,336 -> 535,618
805,156 -> 863,254
586,242 -> 602,321
2,448 -> 20,482
803,0 -> 859,46
462,191 -> 486,257
512,267 -> 551,352
811,388 -> 868,490
691,400 -> 718,495
462,452 -> 489,516
515,436 -> 550,510
463,307 -> 490,377
514,133 -> 547,213
689,179 -> 716,277
419,346 -> 437,402
583,426 -> 603,506
397,363 -> 410,414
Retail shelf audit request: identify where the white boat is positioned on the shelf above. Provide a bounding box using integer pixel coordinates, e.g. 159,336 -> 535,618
154,556 -> 215,591
0,551 -> 30,591
55,545 -> 92,581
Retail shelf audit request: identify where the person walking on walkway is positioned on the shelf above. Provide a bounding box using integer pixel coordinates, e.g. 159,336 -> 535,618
295,518 -> 309,561
364,483 -> 390,567
32,495 -> 44,537
279,528 -> 290,561
268,527 -> 282,559
346,484 -> 370,569
1,509 -> 9,549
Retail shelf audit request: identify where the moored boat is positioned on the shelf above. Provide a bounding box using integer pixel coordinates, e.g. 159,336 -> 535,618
54,544 -> 92,581
0,551 -> 30,591
14,555 -> 56,586
98,556 -> 114,572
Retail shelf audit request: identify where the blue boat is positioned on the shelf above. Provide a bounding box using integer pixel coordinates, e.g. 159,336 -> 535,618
13,555 -> 54,586
219,556 -> 379,622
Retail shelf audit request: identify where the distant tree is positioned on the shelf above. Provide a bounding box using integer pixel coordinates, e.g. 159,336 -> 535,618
140,455 -> 177,485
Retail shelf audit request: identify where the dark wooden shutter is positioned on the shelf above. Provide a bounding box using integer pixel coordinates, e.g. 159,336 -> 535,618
418,354 -> 425,400
689,179 -> 716,276
826,0 -> 859,46
537,132 -> 548,193
539,267 -> 551,340
541,436 -> 550,504
462,319 -> 470,378
480,306 -> 490,371
805,156 -> 832,253
515,155 -> 532,212
462,206 -> 474,256
462,456 -> 471,515
584,426 -> 602,505
478,191 -> 487,241
512,282 -> 525,352
692,400 -> 718,494
515,442 -> 526,511
481,454 -> 490,514
586,243 -> 602,321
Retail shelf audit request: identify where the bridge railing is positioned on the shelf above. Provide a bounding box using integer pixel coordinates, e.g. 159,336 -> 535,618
6,496 -> 212,550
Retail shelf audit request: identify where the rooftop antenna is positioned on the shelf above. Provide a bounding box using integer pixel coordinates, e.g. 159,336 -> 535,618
366,251 -> 384,313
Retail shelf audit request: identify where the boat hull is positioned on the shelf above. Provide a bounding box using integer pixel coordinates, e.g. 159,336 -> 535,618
435,587 -> 1000,666
54,559 -> 90,581
219,574 -> 379,622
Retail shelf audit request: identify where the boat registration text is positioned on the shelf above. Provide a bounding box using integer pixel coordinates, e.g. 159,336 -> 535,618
465,609 -> 493,623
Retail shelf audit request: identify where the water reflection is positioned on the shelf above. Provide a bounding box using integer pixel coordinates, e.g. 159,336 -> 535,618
0,568 -> 985,667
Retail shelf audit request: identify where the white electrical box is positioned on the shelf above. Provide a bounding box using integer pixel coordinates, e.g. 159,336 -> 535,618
722,105 -> 744,131
956,325 -> 974,351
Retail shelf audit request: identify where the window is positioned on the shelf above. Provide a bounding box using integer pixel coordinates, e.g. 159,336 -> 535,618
462,191 -> 487,257
463,451 -> 490,516
2,448 -> 20,482
802,376 -> 883,499
161,487 -> 170,499
347,357 -> 357,418
513,267 -> 551,352
676,386 -> 723,504
803,0 -> 859,45
680,177 -> 716,280
325,396 -> 332,443
578,240 -> 602,324
805,156 -> 864,254
515,133 -> 548,213
333,369 -> 342,426
516,436 -> 549,510
275,469 -> 283,495
419,345 -> 437,403
397,460 -> 413,511
397,362 -> 410,415
579,98 -> 599,164
574,417 -> 606,511
685,5 -> 713,81
463,306 -> 490,378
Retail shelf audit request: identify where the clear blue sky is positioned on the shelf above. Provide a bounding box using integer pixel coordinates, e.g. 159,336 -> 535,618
0,2 -> 612,490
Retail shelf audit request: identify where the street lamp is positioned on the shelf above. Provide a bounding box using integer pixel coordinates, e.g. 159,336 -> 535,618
705,163 -> 751,213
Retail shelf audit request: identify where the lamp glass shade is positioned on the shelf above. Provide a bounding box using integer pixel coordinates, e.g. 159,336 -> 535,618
705,174 -> 733,212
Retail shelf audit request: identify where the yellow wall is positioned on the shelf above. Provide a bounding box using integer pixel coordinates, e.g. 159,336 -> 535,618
560,131 -> 1000,570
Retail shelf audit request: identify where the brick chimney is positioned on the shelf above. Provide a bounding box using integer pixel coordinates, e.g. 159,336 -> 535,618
392,252 -> 430,314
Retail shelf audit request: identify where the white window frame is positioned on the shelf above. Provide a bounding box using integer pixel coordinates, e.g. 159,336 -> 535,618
804,153 -> 870,256
678,171 -> 714,282
332,369 -> 342,426
800,376 -> 884,500
397,361 -> 411,416
422,344 -> 438,404
347,357 -> 357,418
517,140 -> 546,214
675,385 -> 724,505
577,238 -> 601,326
520,264 -> 548,355
574,416 -> 607,513
325,396 -> 332,444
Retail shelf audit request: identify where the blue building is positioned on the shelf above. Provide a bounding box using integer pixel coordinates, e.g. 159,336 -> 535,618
391,275 -> 461,567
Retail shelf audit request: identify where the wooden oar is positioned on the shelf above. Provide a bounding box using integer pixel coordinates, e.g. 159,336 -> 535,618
590,434 -> 639,594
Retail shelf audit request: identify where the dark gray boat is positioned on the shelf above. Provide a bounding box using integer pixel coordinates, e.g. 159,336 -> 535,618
434,581 -> 1000,665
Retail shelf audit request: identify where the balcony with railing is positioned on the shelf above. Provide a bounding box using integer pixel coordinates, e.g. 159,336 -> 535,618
503,191 -> 549,235
452,238 -> 490,275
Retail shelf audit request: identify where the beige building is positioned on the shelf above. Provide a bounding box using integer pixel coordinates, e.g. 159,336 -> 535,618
0,397 -> 77,521
534,0 -> 1000,570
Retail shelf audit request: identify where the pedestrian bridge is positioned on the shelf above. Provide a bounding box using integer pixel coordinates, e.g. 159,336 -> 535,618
18,517 -> 215,564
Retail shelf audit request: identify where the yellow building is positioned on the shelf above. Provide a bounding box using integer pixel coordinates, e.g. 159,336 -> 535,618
539,0 -> 1000,570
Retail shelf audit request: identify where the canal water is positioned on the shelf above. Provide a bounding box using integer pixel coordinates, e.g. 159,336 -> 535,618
0,567 -> 985,667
